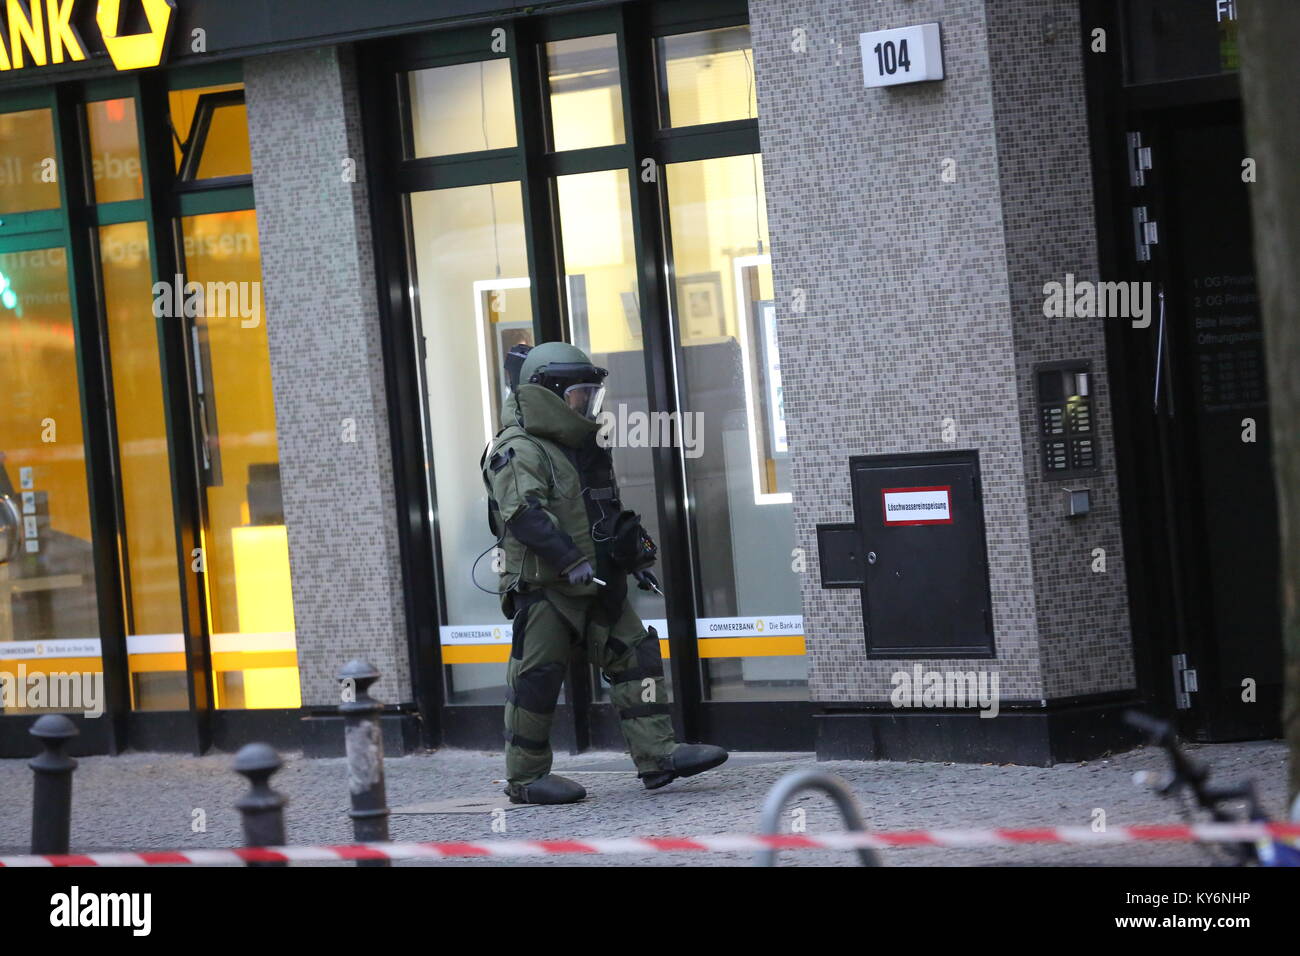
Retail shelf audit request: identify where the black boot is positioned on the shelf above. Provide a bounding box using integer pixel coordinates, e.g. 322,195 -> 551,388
641,743 -> 728,790
504,773 -> 587,805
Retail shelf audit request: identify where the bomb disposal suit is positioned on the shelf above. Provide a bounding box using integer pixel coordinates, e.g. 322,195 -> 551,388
482,342 -> 727,804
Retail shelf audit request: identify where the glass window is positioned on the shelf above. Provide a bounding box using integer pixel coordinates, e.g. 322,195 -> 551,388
408,59 -> 517,158
180,209 -> 299,709
194,102 -> 252,179
665,154 -> 806,701
1124,0 -> 1241,84
546,35 -> 625,151
408,182 -> 531,703
99,222 -> 187,711
87,99 -> 143,204
657,25 -> 757,128
168,84 -> 252,179
0,108 -> 60,214
0,246 -> 103,713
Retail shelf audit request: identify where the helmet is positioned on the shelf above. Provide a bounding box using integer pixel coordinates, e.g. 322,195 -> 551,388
519,341 -> 608,420
503,342 -> 532,393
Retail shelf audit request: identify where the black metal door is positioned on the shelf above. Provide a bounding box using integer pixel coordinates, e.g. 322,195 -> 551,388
850,453 -> 995,658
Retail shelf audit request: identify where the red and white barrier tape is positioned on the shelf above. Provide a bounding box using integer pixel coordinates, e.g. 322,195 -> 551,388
3,822 -> 1298,866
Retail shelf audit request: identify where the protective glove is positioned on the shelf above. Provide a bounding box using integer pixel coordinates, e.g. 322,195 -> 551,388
566,560 -> 595,586
634,569 -> 663,594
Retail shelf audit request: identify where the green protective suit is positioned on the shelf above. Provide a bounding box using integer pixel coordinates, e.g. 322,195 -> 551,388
485,379 -> 676,788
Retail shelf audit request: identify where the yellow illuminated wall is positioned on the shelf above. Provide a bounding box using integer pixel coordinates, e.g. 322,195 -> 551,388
228,524 -> 299,707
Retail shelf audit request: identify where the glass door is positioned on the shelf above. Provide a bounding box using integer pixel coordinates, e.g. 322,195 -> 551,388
657,25 -> 806,702
376,1 -> 810,753
408,179 -> 534,704
83,93 -> 190,713
665,153 -> 804,700
177,207 -> 300,710
0,67 -> 303,752
0,99 -> 105,718
546,27 -> 670,696
98,217 -> 188,710
0,239 -> 105,711
165,76 -> 300,710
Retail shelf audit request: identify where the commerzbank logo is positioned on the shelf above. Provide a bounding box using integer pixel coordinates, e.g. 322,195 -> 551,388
0,0 -> 175,74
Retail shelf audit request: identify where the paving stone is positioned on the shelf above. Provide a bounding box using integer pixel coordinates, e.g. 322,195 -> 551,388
0,741 -> 1287,866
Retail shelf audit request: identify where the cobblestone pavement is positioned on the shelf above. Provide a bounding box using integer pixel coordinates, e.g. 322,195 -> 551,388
0,741 -> 1288,866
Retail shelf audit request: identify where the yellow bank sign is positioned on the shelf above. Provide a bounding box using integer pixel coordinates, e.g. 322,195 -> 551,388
0,0 -> 175,73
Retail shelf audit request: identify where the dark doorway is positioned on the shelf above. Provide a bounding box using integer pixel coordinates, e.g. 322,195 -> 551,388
1106,98 -> 1282,741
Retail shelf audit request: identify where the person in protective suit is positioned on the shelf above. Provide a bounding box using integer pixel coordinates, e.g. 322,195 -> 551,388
482,340 -> 728,804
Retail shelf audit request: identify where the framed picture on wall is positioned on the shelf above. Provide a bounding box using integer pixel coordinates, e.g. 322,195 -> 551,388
678,271 -> 724,339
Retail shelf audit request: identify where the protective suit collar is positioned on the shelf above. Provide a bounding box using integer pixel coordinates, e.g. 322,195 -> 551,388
498,390 -> 521,432
515,383 -> 601,448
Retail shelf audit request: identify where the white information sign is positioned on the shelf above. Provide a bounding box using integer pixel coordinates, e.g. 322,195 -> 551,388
695,616 -> 804,639
440,619 -> 671,645
882,486 -> 952,526
0,638 -> 102,660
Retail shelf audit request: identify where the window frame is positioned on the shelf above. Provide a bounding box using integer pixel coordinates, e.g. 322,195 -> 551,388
363,0 -> 813,751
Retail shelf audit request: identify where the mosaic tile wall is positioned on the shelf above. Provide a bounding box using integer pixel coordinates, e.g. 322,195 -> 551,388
985,0 -> 1134,698
245,47 -> 412,708
748,0 -> 1134,703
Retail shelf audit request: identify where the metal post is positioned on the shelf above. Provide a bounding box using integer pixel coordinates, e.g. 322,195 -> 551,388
755,769 -> 881,867
338,659 -> 391,866
233,743 -> 288,867
29,715 -> 78,855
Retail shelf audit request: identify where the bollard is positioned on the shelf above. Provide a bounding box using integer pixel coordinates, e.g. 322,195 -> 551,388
29,715 -> 78,855
233,743 -> 288,867
338,659 -> 391,867
755,769 -> 881,867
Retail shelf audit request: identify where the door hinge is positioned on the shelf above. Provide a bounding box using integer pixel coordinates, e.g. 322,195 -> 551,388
1127,130 -> 1153,187
1172,652 -> 1197,709
1133,205 -> 1159,262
